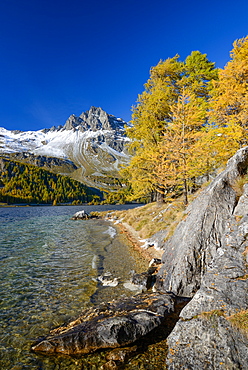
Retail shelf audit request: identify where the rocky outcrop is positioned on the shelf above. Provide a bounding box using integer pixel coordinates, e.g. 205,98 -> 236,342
155,147 -> 248,369
63,107 -> 126,133
32,292 -> 175,355
63,114 -> 84,131
166,314 -> 248,370
156,148 -> 247,296
79,106 -> 126,132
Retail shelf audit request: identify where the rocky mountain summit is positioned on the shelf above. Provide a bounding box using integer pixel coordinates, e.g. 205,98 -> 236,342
0,107 -> 130,189
33,147 -> 247,368
65,106 -> 127,133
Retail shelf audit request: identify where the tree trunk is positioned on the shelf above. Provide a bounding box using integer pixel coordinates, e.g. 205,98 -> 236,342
155,188 -> 165,204
183,178 -> 188,206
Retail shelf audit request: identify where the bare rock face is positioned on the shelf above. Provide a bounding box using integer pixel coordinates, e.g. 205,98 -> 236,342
32,292 -> 175,355
63,106 -> 126,135
166,316 -> 248,370
156,146 -> 248,298
155,147 -> 248,369
63,114 -> 84,131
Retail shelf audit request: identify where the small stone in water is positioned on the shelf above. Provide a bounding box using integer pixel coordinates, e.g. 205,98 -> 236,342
101,360 -> 118,370
106,345 -> 138,363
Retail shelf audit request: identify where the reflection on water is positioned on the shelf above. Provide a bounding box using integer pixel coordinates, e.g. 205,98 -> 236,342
0,204 -> 145,370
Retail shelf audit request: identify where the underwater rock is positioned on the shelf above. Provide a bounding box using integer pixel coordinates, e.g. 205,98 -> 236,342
97,272 -> 119,287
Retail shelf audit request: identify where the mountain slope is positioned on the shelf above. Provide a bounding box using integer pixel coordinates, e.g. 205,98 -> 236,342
0,157 -> 100,205
0,107 -> 130,189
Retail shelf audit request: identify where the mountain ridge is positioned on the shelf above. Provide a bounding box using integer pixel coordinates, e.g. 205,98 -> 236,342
0,107 -> 130,189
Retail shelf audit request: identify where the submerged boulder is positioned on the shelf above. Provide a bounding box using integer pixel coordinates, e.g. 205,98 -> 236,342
97,272 -> 119,287
32,292 -> 175,355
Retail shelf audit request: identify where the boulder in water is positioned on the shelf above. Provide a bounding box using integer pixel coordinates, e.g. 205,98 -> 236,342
32,292 -> 175,355
71,210 -> 90,220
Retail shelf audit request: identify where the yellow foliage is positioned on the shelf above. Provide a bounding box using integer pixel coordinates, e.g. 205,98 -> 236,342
210,36 -> 248,144
123,39 -> 248,203
123,52 -> 218,202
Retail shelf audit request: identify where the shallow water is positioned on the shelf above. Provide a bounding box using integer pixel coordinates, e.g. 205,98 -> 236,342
0,204 -> 145,370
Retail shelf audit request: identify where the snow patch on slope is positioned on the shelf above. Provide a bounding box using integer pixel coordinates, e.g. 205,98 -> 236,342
0,106 -> 131,187
0,127 -> 129,160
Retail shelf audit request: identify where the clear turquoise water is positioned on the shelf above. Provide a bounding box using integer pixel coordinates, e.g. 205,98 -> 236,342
0,205 -> 142,370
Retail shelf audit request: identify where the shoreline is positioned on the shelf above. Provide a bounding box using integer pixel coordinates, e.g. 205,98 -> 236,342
114,220 -> 163,263
0,202 -> 89,208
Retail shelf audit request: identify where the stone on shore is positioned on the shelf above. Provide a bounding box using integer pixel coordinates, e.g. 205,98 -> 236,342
71,210 -> 90,220
130,266 -> 158,292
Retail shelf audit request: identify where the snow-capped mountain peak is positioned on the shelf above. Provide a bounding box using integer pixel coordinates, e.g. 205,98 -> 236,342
0,107 -> 130,188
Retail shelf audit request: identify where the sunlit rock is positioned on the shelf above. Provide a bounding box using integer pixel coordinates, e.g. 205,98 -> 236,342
32,292 -> 175,355
71,210 -> 90,220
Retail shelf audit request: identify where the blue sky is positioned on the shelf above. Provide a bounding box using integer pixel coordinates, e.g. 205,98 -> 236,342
0,0 -> 248,131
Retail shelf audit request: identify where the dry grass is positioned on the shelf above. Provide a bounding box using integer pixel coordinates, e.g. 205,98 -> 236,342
227,310 -> 248,336
105,185 -> 210,241
193,309 -> 248,338
231,175 -> 248,199
199,310 -> 225,320
194,309 -> 248,337
109,199 -> 186,240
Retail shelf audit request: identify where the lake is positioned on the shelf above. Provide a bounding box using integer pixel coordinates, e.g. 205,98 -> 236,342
0,204 -> 146,370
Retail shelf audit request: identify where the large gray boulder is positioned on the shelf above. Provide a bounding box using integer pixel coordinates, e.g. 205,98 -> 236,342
155,147 -> 248,369
156,146 -> 248,296
32,292 -> 175,355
